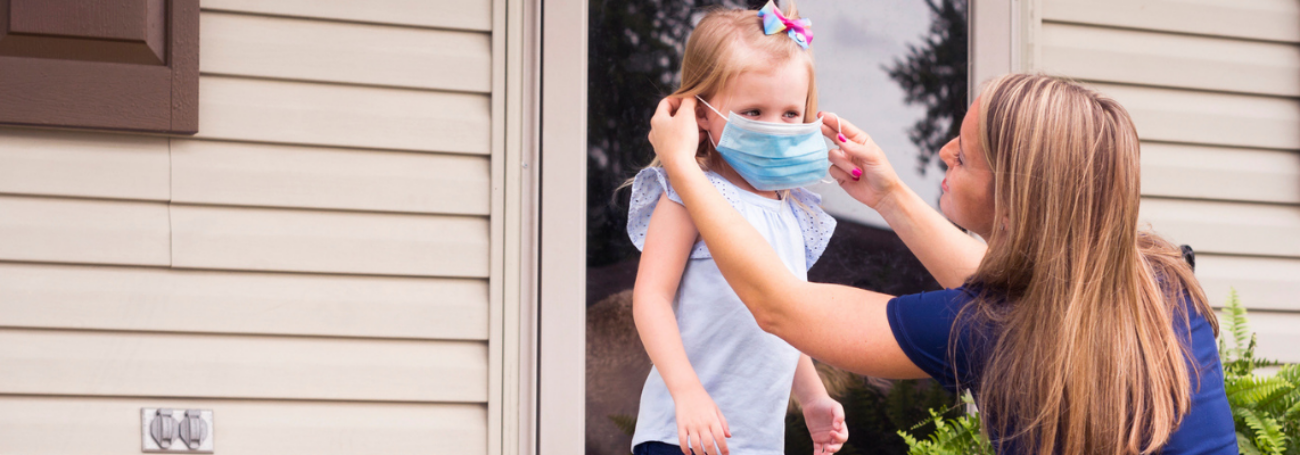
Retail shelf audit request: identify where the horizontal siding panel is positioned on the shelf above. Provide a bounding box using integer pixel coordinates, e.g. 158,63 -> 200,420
171,140 -> 491,215
1042,22 -> 1300,97
1091,83 -> 1300,151
0,262 -> 488,340
201,12 -> 491,92
1216,311 -> 1300,363
0,396 -> 485,455
1198,254 -> 1300,313
1043,0 -> 1300,44
0,196 -> 169,266
1140,198 -> 1300,257
201,0 -> 491,32
1141,142 -> 1300,204
0,329 -> 487,402
0,128 -> 168,201
171,205 -> 489,277
197,76 -> 490,154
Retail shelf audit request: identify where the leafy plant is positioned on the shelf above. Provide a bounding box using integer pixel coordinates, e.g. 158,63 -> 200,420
896,392 -> 992,455
1219,289 -> 1299,455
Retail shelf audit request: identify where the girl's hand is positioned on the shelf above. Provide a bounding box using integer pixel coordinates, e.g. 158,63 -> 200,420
649,96 -> 702,171
801,396 -> 848,454
819,112 -> 904,211
673,385 -> 731,455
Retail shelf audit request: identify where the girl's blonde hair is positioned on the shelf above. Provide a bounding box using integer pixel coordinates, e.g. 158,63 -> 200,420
643,0 -> 817,172
963,74 -> 1216,454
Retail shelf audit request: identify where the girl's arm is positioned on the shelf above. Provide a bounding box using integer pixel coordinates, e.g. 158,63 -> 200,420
632,193 -> 732,455
820,112 -> 986,289
648,96 -> 926,379
791,355 -> 848,453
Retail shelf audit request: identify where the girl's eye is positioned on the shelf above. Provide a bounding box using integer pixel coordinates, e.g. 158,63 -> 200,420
742,110 -> 760,117
784,111 -> 800,119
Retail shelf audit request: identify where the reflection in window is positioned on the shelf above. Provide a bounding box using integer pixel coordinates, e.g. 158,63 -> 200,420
586,1 -> 968,453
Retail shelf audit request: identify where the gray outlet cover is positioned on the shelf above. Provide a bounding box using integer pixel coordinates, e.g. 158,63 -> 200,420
142,408 -> 214,453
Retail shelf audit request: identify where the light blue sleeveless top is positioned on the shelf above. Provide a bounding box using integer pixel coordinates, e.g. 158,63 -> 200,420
626,167 -> 835,454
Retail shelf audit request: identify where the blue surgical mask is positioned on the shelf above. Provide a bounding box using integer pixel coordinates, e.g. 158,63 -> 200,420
698,96 -> 830,191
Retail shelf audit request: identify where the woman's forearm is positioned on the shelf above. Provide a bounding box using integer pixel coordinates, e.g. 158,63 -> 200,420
659,160 -> 804,329
877,185 -> 986,289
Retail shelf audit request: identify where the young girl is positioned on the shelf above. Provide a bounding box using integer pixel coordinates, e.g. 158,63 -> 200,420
627,2 -> 849,455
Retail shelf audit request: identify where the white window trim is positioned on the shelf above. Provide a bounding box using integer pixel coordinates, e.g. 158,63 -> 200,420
514,0 -> 1044,451
970,0 -> 1041,100
535,0 -> 588,454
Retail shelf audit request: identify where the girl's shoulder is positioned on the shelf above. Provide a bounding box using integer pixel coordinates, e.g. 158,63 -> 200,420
626,167 -> 743,259
625,167 -> 837,270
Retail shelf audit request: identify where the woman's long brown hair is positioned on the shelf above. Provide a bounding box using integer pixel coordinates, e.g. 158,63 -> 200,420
962,74 -> 1217,454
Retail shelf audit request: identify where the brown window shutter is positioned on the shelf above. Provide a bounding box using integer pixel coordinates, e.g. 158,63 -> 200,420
0,0 -> 198,134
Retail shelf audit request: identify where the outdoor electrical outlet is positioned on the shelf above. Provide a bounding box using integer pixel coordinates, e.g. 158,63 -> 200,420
141,408 -> 214,453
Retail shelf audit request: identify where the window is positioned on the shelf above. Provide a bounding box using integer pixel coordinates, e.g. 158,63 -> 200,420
585,0 -> 968,453
0,0 -> 199,134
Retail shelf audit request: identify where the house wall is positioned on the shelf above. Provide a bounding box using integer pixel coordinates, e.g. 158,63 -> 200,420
0,1 -> 514,453
1027,0 -> 1300,362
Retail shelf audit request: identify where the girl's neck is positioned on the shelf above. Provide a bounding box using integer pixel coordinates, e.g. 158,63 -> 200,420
708,158 -> 780,200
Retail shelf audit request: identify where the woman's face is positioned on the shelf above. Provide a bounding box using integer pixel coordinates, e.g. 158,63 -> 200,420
938,97 -> 996,238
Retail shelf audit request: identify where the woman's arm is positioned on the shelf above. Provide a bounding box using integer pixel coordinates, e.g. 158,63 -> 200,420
648,97 -> 925,379
820,112 -> 986,288
632,193 -> 732,455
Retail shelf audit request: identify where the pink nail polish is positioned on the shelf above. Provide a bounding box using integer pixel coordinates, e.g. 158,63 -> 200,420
837,133 -> 847,143
851,168 -> 862,179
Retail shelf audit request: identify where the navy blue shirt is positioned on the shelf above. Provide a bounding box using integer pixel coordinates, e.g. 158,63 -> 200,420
886,288 -> 1237,454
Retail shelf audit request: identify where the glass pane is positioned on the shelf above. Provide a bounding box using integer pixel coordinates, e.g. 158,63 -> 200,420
586,1 -> 969,453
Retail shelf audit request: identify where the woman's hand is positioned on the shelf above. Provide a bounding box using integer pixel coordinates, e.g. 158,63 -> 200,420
673,385 -> 731,455
802,396 -> 848,454
820,112 -> 904,211
649,96 -> 702,171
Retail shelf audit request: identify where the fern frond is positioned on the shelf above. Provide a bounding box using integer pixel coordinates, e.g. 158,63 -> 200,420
1225,289 -> 1251,356
1227,376 -> 1295,408
1237,431 -> 1263,455
1236,408 -> 1289,455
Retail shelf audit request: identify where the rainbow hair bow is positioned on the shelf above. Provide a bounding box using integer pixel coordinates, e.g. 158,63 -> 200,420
757,0 -> 812,49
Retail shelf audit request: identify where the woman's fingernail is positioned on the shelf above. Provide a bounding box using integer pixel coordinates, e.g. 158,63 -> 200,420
817,111 -> 824,119
851,168 -> 862,179
837,133 -> 847,143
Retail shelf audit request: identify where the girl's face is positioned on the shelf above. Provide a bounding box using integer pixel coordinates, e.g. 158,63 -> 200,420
697,58 -> 811,145
938,97 -> 996,238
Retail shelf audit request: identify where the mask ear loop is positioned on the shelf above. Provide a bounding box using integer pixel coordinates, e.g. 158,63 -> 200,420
819,114 -> 844,185
696,95 -> 724,148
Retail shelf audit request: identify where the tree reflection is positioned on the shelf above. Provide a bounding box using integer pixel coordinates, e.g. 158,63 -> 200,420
885,0 -> 968,174
587,0 -> 755,269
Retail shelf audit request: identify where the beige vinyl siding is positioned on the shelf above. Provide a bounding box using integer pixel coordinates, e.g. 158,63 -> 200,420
1037,0 -> 1300,362
0,2 -> 500,454
0,397 -> 486,455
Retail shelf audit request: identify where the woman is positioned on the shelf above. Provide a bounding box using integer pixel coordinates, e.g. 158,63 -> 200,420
645,74 -> 1236,454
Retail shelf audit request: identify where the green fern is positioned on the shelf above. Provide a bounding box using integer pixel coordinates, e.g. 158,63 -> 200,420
897,392 -> 994,455
1219,289 -> 1299,455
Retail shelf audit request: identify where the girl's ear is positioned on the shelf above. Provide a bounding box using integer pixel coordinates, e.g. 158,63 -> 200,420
695,101 -> 712,131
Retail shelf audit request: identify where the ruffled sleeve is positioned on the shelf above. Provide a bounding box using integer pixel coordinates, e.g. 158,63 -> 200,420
788,187 -> 837,269
626,167 -> 743,259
